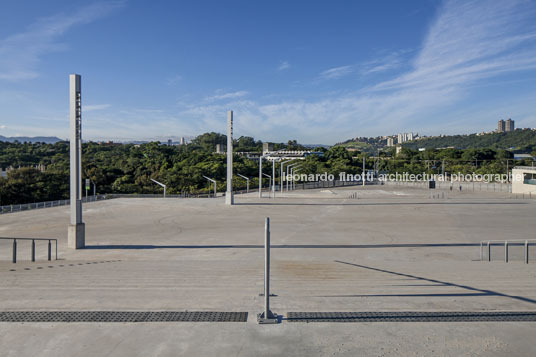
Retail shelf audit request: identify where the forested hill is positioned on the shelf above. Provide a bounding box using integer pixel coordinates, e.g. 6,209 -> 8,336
0,135 -> 63,144
402,130 -> 536,153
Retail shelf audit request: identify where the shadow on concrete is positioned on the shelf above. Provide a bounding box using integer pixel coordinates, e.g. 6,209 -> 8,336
83,243 -> 481,250
331,260 -> 536,305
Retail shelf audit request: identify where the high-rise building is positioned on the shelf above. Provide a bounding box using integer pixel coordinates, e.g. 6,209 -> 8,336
407,132 -> 414,141
180,137 -> 185,145
263,142 -> 274,154
397,133 -> 404,144
167,139 -> 172,146
506,118 -> 515,132
498,119 -> 506,133
387,137 -> 394,147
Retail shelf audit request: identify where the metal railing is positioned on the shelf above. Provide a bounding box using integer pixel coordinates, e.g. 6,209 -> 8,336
1,237 -> 58,263
0,195 -> 112,215
480,239 -> 535,264
383,180 -> 513,193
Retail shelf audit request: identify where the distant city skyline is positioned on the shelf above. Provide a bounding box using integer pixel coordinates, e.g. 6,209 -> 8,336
1,0 -> 536,144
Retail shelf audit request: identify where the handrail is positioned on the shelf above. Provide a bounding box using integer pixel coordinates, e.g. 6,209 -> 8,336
480,239 -> 534,264
0,237 -> 58,263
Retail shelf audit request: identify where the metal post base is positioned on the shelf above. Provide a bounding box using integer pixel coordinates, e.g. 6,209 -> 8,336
257,311 -> 279,324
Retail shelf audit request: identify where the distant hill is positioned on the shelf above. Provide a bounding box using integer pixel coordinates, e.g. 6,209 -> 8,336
402,130 -> 536,153
0,135 -> 63,144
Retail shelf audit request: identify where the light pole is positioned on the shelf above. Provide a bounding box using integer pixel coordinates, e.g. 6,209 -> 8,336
237,173 -> 250,193
150,178 -> 166,198
68,74 -> 84,249
286,162 -> 302,191
262,173 -> 272,198
203,176 -> 217,198
225,111 -> 234,205
280,160 -> 293,193
272,159 -> 276,197
258,156 -> 265,198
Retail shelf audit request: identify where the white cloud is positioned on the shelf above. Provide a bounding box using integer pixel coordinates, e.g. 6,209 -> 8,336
0,125 -> 6,129
166,74 -> 182,85
85,104 -> 111,112
178,0 -> 536,144
205,90 -> 249,101
278,61 -> 290,71
318,65 -> 353,80
0,1 -> 125,81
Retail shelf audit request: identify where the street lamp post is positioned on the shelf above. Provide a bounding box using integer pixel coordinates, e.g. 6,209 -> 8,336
203,176 -> 217,198
286,162 -> 302,191
237,173 -> 250,193
280,160 -> 293,193
150,178 -> 166,198
262,173 -> 272,198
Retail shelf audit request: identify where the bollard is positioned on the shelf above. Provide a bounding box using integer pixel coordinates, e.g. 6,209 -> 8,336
488,241 -> 491,262
525,240 -> 529,264
504,241 -> 508,263
257,217 -> 278,324
31,239 -> 35,262
13,239 -> 17,263
48,240 -> 52,261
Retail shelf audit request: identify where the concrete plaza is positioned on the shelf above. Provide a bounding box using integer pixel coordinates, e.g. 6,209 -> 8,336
1,185 -> 535,356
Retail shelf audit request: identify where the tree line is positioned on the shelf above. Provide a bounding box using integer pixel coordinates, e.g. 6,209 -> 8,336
1,134 -> 534,205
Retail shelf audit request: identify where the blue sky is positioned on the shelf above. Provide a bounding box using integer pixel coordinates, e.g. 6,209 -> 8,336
1,0 -> 536,144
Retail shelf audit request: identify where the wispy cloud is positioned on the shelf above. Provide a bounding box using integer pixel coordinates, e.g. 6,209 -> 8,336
177,0 -> 536,143
359,50 -> 409,75
278,61 -> 290,71
85,104 -> 111,112
318,65 -> 353,80
166,74 -> 182,85
205,90 -> 249,101
0,1 -> 125,81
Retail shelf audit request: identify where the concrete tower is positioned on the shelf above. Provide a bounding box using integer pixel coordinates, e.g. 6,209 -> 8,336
68,74 -> 85,249
225,111 -> 234,205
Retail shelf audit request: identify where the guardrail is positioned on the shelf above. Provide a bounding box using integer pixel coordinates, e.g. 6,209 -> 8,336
0,195 -> 112,215
480,239 -> 535,264
1,237 -> 58,263
383,180 -> 512,193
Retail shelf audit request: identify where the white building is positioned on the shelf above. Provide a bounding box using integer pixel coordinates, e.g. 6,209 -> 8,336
512,166 -> 536,194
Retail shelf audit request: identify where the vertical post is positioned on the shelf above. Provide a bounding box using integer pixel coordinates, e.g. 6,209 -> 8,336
225,111 -> 234,205
362,156 -> 366,187
488,241 -> 491,262
504,241 -> 508,263
525,240 -> 529,264
272,160 -> 276,198
48,240 -> 52,261
258,217 -> 278,323
12,239 -> 16,263
265,217 -> 270,315
480,242 -> 483,261
68,74 -> 85,249
31,239 -> 35,262
258,156 -> 263,198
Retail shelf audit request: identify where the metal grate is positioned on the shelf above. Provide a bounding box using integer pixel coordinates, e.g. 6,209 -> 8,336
287,311 -> 536,322
0,311 -> 247,322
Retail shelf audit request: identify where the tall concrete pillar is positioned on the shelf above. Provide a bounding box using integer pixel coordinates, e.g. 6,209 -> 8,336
225,111 -> 234,205
68,74 -> 85,249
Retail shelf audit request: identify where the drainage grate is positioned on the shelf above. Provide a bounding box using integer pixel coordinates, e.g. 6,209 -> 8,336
287,311 -> 536,322
0,311 -> 248,322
